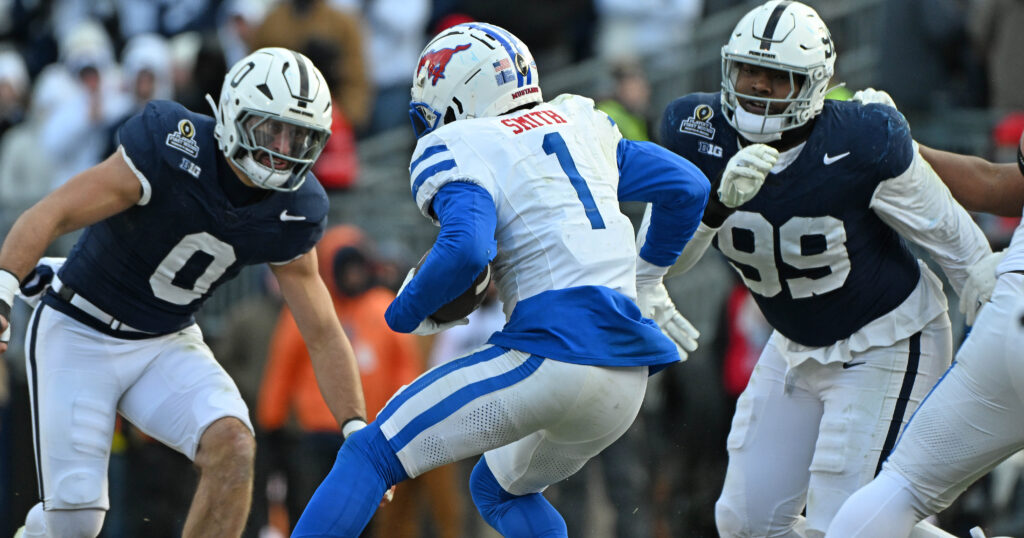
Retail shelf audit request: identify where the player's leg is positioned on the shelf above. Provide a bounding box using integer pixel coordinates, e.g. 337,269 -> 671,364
805,314 -> 952,537
20,306 -> 136,537
469,361 -> 648,537
293,346 -> 645,537
117,324 -> 255,538
715,340 -> 824,538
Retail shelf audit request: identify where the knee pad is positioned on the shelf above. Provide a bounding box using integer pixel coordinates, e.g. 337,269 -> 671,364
45,508 -> 105,538
20,503 -> 47,537
715,497 -> 748,538
344,423 -> 409,487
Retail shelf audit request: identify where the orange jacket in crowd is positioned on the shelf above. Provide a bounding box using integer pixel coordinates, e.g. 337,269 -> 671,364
257,227 -> 422,431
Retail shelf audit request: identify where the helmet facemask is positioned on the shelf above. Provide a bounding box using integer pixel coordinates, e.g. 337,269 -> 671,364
231,111 -> 330,191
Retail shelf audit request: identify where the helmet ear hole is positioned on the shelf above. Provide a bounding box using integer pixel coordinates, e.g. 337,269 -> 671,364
443,106 -> 457,125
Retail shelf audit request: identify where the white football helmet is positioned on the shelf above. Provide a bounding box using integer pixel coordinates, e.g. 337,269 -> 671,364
207,47 -> 332,191
409,22 -> 543,137
721,1 -> 835,140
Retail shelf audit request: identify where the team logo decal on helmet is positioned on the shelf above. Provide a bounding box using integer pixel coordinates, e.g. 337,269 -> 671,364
408,22 -> 543,138
417,44 -> 471,86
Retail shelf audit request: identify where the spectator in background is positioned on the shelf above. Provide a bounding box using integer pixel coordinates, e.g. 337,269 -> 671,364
303,39 -> 360,190
105,33 -> 173,155
0,49 -> 29,140
597,59 -> 652,142
170,32 -> 227,114
250,0 -> 372,130
217,0 -> 267,66
877,0 -> 976,121
358,0 -> 430,136
257,225 -> 423,533
593,0 -> 703,70
968,0 -> 1024,111
38,19 -> 130,190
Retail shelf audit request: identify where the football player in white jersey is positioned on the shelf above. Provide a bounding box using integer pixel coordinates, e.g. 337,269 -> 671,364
0,48 -> 367,537
292,22 -> 710,536
657,2 -> 994,537
823,93 -> 1024,538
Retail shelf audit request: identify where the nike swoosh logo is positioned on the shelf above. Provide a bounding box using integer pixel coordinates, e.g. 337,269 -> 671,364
279,210 -> 306,222
823,152 -> 851,165
842,361 -> 865,369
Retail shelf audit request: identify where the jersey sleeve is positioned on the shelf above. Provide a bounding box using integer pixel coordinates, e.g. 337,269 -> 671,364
408,131 -> 498,224
116,101 -> 188,207
870,104 -> 915,180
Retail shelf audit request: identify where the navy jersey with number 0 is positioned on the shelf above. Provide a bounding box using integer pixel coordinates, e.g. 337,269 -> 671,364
660,93 -> 919,347
53,100 -> 328,333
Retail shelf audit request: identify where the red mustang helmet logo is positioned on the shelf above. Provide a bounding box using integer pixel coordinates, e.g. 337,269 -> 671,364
418,43 -> 471,86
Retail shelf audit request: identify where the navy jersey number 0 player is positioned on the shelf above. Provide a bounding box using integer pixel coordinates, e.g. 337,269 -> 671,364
656,2 -> 993,537
0,48 -> 367,538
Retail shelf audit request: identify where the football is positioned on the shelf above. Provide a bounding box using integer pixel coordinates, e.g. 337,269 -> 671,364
416,249 -> 492,323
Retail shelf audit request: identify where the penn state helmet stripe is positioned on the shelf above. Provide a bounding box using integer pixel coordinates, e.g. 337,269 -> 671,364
412,159 -> 458,198
759,0 -> 793,50
291,50 -> 309,99
410,144 -> 450,172
376,345 -> 508,424
466,23 -> 525,87
389,354 -> 544,451
874,331 -> 921,475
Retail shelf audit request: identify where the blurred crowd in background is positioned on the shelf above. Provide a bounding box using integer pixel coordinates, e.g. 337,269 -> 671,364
1,0 -> 1024,536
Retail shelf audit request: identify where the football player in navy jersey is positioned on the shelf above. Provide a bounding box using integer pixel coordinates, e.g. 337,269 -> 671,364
820,90 -> 1021,538
657,2 -> 994,537
0,48 -> 367,538
291,23 -> 709,537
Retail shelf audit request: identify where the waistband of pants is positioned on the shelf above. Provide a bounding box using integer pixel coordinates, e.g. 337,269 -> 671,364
51,281 -> 154,335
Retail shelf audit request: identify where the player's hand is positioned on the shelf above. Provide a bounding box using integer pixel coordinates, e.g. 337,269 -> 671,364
0,268 -> 18,353
637,282 -> 700,361
18,257 -> 65,308
397,267 -> 470,335
719,144 -> 779,208
380,485 -> 396,507
959,250 -> 1006,326
851,88 -> 897,110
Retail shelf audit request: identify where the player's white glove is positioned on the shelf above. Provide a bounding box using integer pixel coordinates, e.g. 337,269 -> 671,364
396,267 -> 470,336
851,87 -> 897,110
18,257 -> 65,309
959,250 -> 1006,326
0,268 -> 16,345
637,282 -> 700,361
718,144 -> 779,208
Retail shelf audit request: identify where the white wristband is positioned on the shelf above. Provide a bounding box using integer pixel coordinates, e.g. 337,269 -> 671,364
342,418 -> 367,439
0,269 -> 19,311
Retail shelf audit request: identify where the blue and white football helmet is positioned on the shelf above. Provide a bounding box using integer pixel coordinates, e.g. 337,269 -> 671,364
409,22 -> 543,138
208,47 -> 332,191
721,1 -> 836,139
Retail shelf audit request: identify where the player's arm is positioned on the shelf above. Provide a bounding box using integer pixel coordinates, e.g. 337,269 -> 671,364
919,144 -> 1024,217
384,182 -> 497,333
870,144 -> 993,297
616,139 -> 709,359
270,249 -> 367,431
0,148 -> 142,351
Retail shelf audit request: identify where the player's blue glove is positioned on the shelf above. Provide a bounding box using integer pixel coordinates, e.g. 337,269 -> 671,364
959,250 -> 1005,326
718,144 -> 778,208
19,257 -> 65,308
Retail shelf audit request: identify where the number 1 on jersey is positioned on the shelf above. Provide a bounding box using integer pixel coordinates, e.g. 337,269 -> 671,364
542,132 -> 606,229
